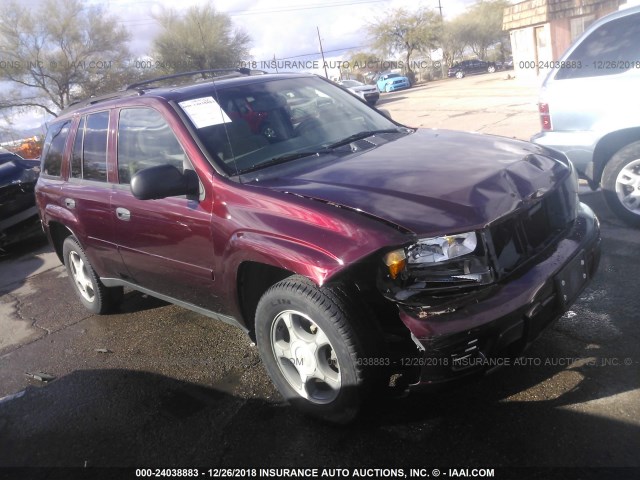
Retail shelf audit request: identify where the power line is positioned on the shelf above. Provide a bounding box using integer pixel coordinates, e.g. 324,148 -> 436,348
227,0 -> 388,16
272,45 -> 368,61
115,0 -> 391,25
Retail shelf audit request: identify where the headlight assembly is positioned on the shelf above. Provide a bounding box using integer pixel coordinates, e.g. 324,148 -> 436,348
381,231 -> 494,294
407,232 -> 477,264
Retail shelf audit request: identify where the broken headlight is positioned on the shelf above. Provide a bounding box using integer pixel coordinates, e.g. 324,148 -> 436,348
407,232 -> 477,264
382,231 -> 494,292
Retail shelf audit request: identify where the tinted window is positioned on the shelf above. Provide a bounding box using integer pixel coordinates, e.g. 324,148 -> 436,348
41,121 -> 71,177
71,117 -> 85,179
117,108 -> 187,184
83,111 -> 109,182
556,13 -> 640,80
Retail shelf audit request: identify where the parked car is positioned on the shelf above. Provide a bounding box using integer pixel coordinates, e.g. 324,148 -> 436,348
448,59 -> 497,79
496,57 -> 514,70
0,148 -> 42,249
36,69 -> 600,423
376,72 -> 411,93
338,79 -> 380,105
531,5 -> 640,227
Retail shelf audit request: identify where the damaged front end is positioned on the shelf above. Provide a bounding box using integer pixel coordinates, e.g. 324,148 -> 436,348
374,156 -> 601,385
378,230 -> 497,318
0,155 -> 42,250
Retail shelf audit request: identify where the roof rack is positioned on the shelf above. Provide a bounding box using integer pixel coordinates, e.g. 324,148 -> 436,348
125,67 -> 264,90
64,89 -> 143,113
62,68 -> 268,114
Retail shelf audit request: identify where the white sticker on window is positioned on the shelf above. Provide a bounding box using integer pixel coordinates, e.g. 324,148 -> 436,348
178,97 -> 231,129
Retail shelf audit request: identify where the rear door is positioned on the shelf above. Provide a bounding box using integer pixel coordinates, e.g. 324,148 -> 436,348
109,106 -> 218,310
63,111 -> 125,277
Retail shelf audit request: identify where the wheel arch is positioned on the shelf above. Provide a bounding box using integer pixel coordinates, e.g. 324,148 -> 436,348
237,261 -> 294,339
592,128 -> 640,185
48,221 -> 74,264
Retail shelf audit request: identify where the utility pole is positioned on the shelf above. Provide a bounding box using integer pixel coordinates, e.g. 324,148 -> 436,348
317,26 -> 329,79
438,0 -> 446,79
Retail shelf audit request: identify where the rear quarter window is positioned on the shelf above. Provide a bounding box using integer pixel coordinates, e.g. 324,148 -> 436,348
555,13 -> 640,80
41,120 -> 71,177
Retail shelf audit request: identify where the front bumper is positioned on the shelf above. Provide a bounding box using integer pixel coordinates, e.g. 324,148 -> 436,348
386,82 -> 410,92
397,202 -> 600,386
363,92 -> 380,103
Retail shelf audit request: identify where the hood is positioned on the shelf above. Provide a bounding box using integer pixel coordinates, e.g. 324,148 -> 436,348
349,85 -> 377,93
250,129 -> 570,235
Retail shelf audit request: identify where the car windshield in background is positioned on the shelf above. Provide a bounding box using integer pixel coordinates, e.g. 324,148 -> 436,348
179,76 -> 404,175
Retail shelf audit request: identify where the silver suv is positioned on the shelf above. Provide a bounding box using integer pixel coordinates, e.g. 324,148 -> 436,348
531,5 -> 640,227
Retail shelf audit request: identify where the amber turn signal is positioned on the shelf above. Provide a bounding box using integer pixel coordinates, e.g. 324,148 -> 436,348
383,249 -> 406,279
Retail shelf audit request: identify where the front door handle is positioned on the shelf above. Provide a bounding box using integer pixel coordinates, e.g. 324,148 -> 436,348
115,207 -> 131,222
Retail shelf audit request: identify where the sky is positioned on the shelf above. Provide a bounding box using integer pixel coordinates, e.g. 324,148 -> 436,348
5,0 -> 480,132
111,0 -> 479,60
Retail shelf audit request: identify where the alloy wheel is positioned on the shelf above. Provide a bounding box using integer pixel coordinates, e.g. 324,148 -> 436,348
270,309 -> 341,404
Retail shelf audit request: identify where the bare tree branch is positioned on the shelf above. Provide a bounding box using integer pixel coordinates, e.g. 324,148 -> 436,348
0,0 -> 140,118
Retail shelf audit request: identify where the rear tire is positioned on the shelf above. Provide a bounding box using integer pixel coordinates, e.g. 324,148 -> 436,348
488,65 -> 496,73
602,141 -> 640,227
62,237 -> 122,314
254,275 -> 377,424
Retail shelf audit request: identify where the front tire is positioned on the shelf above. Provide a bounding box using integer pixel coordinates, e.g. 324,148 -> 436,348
455,71 -> 464,79
62,237 -> 122,314
487,65 -> 496,73
254,276 -> 375,423
602,141 -> 640,227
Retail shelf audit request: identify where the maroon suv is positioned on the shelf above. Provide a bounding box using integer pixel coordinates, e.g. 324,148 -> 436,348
35,69 -> 601,423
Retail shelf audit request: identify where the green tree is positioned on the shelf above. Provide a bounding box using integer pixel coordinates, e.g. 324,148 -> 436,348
153,3 -> 251,74
344,51 -> 379,82
0,0 -> 136,116
368,8 -> 441,76
458,0 -> 511,61
440,19 -> 467,67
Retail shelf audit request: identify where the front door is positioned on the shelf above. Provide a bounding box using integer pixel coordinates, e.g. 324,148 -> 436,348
110,106 -> 218,310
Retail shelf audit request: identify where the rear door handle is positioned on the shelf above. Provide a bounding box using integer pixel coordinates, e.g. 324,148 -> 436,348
115,207 -> 131,221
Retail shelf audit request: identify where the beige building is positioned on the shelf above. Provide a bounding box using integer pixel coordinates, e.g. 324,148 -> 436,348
503,0 -> 625,78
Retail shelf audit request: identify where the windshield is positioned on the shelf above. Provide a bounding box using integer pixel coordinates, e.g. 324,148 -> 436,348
179,76 -> 402,175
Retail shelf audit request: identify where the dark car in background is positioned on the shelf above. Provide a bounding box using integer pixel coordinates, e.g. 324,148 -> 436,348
448,59 -> 497,79
36,69 -> 600,423
0,148 -> 42,250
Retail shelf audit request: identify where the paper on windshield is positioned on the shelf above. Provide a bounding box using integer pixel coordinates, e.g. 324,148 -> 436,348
178,97 -> 231,129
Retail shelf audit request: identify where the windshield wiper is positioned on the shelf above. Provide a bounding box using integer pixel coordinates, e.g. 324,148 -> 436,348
326,128 -> 409,149
236,150 -> 331,175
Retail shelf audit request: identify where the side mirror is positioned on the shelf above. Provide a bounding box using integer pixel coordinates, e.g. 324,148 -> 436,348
377,108 -> 392,120
130,164 -> 199,200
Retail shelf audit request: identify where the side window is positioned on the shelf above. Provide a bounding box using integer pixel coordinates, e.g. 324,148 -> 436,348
117,108 -> 188,184
82,111 -> 109,182
70,117 -> 85,179
556,13 -> 640,80
41,121 -> 71,177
